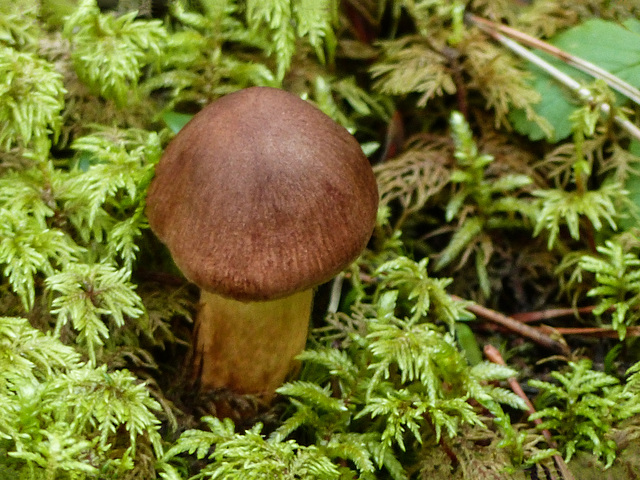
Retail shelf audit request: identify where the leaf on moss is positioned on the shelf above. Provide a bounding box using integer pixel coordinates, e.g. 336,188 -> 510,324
618,140 -> 640,230
162,111 -> 193,134
510,19 -> 640,142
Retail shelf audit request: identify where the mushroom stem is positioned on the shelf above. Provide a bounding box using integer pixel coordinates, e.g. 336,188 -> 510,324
193,289 -> 313,397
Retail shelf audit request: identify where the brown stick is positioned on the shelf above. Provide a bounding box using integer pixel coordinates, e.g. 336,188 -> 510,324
452,296 -> 570,355
511,306 -> 596,323
484,345 -> 575,480
538,325 -> 640,338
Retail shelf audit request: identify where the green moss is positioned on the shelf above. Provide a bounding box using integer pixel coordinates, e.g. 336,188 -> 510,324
1,0 -> 640,478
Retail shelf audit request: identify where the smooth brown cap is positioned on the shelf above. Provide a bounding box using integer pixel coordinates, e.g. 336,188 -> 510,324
146,86 -> 378,301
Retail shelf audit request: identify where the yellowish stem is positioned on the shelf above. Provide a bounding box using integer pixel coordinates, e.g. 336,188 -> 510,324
193,289 -> 313,397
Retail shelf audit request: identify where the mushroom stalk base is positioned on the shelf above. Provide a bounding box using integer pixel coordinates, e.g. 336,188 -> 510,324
193,289 -> 313,397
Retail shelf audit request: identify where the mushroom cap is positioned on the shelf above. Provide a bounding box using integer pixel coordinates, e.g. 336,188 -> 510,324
146,86 -> 378,301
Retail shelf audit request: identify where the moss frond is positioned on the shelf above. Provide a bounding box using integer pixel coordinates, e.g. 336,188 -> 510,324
371,36 -> 456,106
64,0 -> 167,106
528,359 -> 638,468
0,317 -> 162,478
374,134 -> 453,221
0,3 -> 41,50
163,417 -> 342,480
533,181 -> 624,249
47,262 -> 144,365
0,47 -> 65,153
580,240 -> 640,339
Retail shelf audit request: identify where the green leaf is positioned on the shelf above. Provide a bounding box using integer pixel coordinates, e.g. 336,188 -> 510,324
375,256 -> 465,329
511,19 -> 640,141
434,216 -> 484,271
0,318 -> 162,476
277,381 -> 349,413
455,322 -> 483,366
618,140 -> 640,231
526,359 -> 628,466
162,111 -> 193,134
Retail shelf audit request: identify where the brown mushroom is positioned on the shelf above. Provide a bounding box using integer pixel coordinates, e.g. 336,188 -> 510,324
145,86 -> 378,400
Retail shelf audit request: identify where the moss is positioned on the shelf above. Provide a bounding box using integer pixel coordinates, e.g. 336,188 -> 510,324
1,0 -> 640,478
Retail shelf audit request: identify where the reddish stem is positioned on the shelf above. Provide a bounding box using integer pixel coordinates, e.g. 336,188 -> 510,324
483,345 -> 575,480
451,296 -> 570,355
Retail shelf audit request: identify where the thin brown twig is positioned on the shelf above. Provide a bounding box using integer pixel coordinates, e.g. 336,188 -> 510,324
511,308 -> 640,338
538,325 -> 640,338
511,306 -> 597,323
484,345 -> 575,480
451,295 -> 570,355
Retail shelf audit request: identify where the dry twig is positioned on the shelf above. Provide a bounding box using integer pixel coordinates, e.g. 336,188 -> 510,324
452,295 -> 570,355
484,345 -> 575,480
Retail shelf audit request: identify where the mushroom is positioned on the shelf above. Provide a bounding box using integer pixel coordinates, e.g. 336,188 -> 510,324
145,86 -> 378,399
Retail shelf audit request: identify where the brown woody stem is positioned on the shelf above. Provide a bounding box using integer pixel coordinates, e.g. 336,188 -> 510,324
451,296 -> 570,355
484,345 -> 575,480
